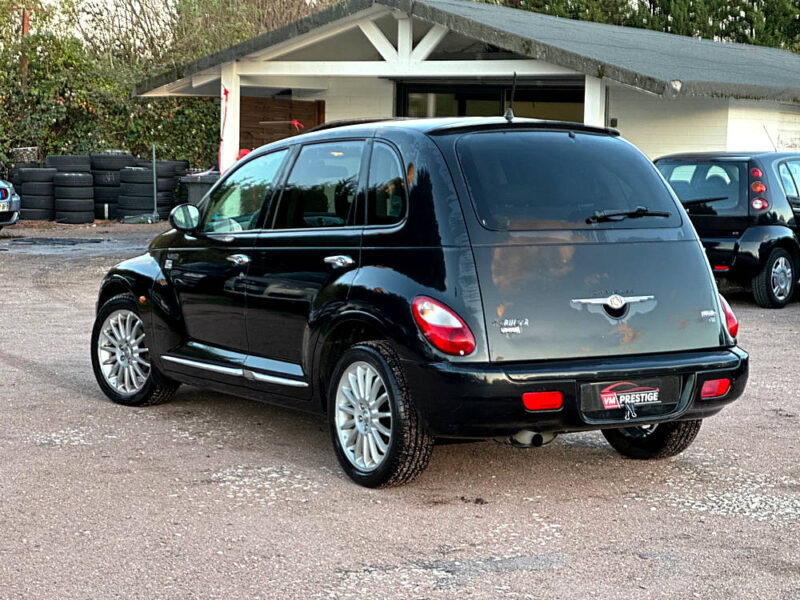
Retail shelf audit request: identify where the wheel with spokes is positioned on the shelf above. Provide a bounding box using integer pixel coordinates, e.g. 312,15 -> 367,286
602,419 -> 702,459
753,248 -> 795,308
91,294 -> 178,406
328,341 -> 433,488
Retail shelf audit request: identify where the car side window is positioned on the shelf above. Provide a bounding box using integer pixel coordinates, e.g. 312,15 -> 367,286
273,141 -> 364,229
783,162 -> 800,198
367,142 -> 406,226
201,150 -> 287,233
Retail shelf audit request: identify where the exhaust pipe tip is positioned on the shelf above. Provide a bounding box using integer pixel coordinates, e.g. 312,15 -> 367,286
509,430 -> 557,448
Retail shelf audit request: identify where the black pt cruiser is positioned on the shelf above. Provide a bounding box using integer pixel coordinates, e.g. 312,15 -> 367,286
91,118 -> 749,487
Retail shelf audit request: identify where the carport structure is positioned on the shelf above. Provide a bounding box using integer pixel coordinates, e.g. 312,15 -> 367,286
136,0 -> 800,170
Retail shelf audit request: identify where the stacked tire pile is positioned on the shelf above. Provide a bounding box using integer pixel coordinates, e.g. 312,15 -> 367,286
17,167 -> 57,221
119,160 -> 189,220
47,155 -> 94,224
91,152 -> 136,220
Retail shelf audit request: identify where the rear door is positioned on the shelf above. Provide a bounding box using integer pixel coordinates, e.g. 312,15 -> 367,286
167,150 -> 288,354
452,130 -> 724,362
243,140 -> 366,395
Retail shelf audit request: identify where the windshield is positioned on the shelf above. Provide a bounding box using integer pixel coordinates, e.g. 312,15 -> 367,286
456,130 -> 681,231
656,160 -> 748,217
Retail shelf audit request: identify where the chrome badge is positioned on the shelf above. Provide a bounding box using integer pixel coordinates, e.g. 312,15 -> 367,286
570,293 -> 657,324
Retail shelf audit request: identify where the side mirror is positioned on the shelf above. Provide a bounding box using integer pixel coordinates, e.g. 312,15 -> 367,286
169,204 -> 200,232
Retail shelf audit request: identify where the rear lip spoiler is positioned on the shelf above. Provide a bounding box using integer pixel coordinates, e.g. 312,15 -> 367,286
426,119 -> 620,137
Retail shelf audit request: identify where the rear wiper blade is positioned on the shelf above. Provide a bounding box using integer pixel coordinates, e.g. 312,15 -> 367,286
680,196 -> 729,206
585,205 -> 671,224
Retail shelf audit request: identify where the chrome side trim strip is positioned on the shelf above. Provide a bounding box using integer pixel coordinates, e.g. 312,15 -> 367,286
244,370 -> 309,388
162,355 -> 308,388
162,355 -> 244,377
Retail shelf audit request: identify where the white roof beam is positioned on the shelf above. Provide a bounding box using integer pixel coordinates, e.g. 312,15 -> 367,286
397,17 -> 412,63
239,75 -> 330,91
192,72 -> 220,88
237,59 -> 577,78
410,25 -> 449,62
358,21 -> 398,63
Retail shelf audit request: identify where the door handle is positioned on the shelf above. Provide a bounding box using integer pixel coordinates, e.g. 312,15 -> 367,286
324,255 -> 355,269
226,254 -> 251,266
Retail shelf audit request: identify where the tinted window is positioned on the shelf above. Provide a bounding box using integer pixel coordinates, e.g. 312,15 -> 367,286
273,141 -> 363,229
656,160 -> 747,217
367,142 -> 405,226
457,131 -> 680,231
201,150 -> 287,233
781,162 -> 799,197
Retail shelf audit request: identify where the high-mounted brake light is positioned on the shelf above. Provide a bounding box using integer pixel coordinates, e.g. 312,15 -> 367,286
749,167 -> 763,178
701,378 -> 731,399
718,294 -> 739,338
751,197 -> 769,211
412,296 -> 476,356
750,181 -> 766,194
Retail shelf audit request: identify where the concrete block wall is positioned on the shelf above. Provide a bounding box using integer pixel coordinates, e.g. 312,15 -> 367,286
311,77 -> 395,122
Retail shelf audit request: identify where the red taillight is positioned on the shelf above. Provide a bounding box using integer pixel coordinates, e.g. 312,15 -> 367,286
713,265 -> 729,272
411,296 -> 475,356
701,378 -> 731,399
718,294 -> 739,338
751,197 -> 769,211
0,189 -> 6,200
750,181 -> 766,194
522,391 -> 563,411
749,167 -> 763,178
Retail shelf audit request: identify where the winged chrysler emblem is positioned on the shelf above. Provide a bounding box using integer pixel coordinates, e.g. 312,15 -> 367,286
570,294 -> 657,323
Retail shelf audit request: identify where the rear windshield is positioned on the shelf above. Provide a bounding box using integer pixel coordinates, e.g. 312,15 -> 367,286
456,130 -> 681,231
656,160 -> 748,217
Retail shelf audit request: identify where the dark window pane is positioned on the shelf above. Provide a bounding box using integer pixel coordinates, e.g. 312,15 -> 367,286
274,142 -> 363,229
367,143 -> 405,226
780,163 -> 799,197
458,131 -> 680,231
201,150 -> 287,233
656,160 -> 748,217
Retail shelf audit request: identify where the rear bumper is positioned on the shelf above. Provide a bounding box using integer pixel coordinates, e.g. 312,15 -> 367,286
402,347 -> 748,438
0,195 -> 20,226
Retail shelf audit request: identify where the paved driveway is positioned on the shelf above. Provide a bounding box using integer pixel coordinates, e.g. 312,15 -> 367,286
0,225 -> 798,599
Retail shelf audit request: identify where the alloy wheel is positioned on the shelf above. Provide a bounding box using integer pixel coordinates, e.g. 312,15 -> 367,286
771,256 -> 793,302
97,309 -> 150,396
334,361 -> 393,472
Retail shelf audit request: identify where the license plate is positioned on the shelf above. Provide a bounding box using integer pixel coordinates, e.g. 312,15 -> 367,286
581,377 -> 680,420
0,201 -> 8,211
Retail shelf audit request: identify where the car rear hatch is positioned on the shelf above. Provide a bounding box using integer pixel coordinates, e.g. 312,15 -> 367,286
655,158 -> 751,270
453,129 -> 725,362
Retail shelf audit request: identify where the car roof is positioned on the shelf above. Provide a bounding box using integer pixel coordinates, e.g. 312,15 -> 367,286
655,151 -> 800,162
258,117 -> 618,151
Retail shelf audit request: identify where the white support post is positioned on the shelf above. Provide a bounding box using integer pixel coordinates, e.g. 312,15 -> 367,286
397,17 -> 412,63
583,75 -> 606,127
219,62 -> 241,174
410,25 -> 448,62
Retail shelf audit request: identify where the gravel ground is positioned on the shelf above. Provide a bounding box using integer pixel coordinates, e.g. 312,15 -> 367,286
0,225 -> 798,599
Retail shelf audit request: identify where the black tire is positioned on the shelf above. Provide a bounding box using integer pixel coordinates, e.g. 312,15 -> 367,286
95,203 -> 118,220
56,198 -> 94,212
45,155 -> 91,172
120,167 -> 155,183
91,294 -> 179,406
53,172 -> 93,186
94,187 -> 121,202
327,341 -> 434,488
752,248 -> 796,308
20,182 -> 53,195
19,208 -> 54,220
134,161 -> 176,176
90,154 -> 135,171
92,170 -> 121,186
19,168 -> 57,183
602,420 -> 702,460
121,180 -> 175,195
54,211 -> 94,224
118,194 -> 173,210
20,195 -> 54,210
55,186 -> 94,200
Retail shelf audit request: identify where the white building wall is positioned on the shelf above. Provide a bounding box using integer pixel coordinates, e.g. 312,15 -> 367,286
727,100 -> 800,152
311,77 -> 395,122
607,85 -> 729,159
